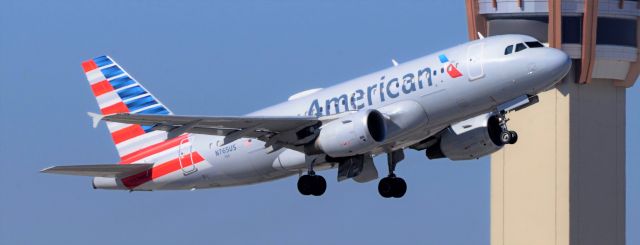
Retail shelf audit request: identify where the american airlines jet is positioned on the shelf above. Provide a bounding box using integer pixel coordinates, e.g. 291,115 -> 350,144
42,34 -> 571,198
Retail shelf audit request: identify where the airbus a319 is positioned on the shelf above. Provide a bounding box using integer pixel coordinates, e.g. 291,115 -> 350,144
42,34 -> 571,198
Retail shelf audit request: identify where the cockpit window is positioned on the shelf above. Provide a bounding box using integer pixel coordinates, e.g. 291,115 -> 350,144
504,45 -> 513,55
515,43 -> 527,52
525,41 -> 544,48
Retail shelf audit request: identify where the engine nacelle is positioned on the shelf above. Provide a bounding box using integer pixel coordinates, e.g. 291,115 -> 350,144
426,113 -> 504,160
313,109 -> 386,157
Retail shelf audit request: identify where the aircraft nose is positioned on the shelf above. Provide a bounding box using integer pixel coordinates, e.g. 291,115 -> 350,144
545,48 -> 571,81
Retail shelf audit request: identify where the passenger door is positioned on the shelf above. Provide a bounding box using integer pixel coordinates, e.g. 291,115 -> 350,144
466,43 -> 485,81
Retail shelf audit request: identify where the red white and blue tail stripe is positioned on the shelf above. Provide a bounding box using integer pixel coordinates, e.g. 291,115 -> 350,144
82,55 -> 172,159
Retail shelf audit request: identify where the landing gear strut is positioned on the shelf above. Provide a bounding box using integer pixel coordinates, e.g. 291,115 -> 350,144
378,150 -> 407,198
496,111 -> 518,145
297,155 -> 327,196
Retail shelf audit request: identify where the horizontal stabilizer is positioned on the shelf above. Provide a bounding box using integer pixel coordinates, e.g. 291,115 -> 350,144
40,164 -> 153,177
87,112 -> 105,128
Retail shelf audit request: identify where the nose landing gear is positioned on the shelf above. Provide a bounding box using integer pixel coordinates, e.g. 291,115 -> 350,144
378,150 -> 407,198
496,112 -> 518,145
500,130 -> 518,144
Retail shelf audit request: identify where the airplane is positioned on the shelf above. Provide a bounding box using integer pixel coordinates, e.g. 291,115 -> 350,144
42,34 -> 571,198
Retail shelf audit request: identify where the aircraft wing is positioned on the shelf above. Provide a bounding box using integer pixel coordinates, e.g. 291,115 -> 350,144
91,113 -> 323,152
41,164 -> 154,177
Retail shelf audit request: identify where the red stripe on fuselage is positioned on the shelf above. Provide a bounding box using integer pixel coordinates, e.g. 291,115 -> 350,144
82,60 -> 98,72
111,125 -> 145,145
121,152 -> 205,189
100,102 -> 129,115
119,134 -> 189,164
91,80 -> 114,97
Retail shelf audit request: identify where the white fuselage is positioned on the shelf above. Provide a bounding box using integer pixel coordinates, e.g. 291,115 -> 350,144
112,34 -> 571,190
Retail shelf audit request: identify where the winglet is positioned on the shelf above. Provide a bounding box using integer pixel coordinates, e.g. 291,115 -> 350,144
87,112 -> 104,128
391,59 -> 399,67
477,32 -> 485,39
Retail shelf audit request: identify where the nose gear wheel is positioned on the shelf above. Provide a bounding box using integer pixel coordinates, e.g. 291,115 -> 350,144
496,111 -> 518,145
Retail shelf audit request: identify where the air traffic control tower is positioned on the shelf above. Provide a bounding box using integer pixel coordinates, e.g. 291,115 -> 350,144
465,1 -> 638,244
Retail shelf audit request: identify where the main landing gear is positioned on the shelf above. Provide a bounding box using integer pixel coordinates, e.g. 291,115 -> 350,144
297,155 -> 327,196
496,111 -> 518,145
297,171 -> 326,196
378,150 -> 407,198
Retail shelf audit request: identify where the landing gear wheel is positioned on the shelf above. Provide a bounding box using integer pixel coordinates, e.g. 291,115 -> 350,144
391,177 -> 407,198
311,175 -> 326,196
495,111 -> 518,145
379,150 -> 408,198
297,175 -> 314,196
500,131 -> 512,144
297,174 -> 326,196
508,131 -> 518,144
378,177 -> 394,198
378,176 -> 407,198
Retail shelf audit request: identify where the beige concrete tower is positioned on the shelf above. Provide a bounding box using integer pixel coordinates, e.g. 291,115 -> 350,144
465,1 -> 638,244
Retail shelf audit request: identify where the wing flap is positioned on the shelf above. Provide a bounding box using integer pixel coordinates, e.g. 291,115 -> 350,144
41,164 -> 153,177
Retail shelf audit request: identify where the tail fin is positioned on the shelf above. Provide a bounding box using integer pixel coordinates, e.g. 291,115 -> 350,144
82,55 -> 172,159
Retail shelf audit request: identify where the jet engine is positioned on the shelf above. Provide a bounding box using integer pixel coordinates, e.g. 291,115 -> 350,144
311,109 -> 386,157
426,113 -> 509,160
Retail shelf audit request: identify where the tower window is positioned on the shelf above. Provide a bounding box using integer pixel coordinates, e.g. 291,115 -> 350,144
597,17 -> 637,47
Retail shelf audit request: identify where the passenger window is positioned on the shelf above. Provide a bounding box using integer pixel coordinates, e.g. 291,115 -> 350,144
525,41 -> 544,48
515,43 -> 527,52
504,45 -> 513,55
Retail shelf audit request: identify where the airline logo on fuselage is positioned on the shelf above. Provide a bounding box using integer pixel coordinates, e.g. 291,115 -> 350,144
307,54 -> 463,116
439,54 -> 463,78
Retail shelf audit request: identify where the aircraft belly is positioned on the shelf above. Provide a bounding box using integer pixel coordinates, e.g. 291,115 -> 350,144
189,135 -> 292,187
136,156 -> 291,190
130,160 -> 213,190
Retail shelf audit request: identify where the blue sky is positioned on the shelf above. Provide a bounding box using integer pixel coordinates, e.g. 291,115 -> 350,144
0,1 -> 637,244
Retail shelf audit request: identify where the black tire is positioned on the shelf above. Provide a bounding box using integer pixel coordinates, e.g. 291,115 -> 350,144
500,131 -> 511,144
508,131 -> 518,144
392,178 -> 407,198
311,175 -> 326,196
378,177 -> 394,198
297,175 -> 313,196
